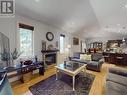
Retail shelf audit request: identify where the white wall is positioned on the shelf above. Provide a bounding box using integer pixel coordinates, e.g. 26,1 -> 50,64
16,15 -> 75,61
71,33 -> 86,53
0,15 -> 82,82
0,14 -> 82,62
0,14 -> 83,83
0,17 -> 16,52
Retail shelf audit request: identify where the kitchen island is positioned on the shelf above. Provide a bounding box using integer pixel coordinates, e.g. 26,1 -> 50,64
103,52 -> 127,65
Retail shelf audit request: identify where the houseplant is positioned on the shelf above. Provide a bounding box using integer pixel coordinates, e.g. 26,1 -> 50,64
11,48 -> 23,65
0,49 -> 10,66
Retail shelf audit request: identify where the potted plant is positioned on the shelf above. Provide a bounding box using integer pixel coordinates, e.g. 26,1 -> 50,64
11,48 -> 23,65
0,49 -> 10,66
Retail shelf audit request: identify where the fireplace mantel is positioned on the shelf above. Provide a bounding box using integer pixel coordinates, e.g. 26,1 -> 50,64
41,50 -> 59,53
41,50 -> 59,68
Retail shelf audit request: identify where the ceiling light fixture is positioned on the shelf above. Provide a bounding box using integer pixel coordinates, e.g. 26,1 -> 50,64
117,24 -> 120,26
125,5 -> 127,8
35,0 -> 40,2
71,22 -> 75,25
122,38 -> 125,42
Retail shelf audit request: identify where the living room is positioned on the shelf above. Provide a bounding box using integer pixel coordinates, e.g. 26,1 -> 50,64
0,0 -> 127,95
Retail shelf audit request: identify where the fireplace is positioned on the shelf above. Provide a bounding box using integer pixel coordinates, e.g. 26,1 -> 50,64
45,53 -> 56,65
41,50 -> 59,68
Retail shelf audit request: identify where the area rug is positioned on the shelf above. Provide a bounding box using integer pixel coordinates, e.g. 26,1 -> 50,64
29,73 -> 95,95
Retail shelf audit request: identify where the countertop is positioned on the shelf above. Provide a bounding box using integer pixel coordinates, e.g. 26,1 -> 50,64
103,52 -> 127,55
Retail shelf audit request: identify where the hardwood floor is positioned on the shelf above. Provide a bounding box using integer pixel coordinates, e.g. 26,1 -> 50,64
11,63 -> 126,95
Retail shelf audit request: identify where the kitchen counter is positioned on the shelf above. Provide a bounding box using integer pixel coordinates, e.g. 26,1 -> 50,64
103,52 -> 127,65
103,52 -> 127,54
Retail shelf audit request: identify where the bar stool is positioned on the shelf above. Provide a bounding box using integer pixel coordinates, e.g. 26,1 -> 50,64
116,56 -> 124,65
103,55 -> 109,62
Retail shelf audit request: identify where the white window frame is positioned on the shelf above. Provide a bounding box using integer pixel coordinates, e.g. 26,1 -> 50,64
18,27 -> 34,58
60,35 -> 65,53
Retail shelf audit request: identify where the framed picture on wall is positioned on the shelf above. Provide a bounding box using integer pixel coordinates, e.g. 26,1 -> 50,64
42,40 -> 46,50
73,37 -> 79,45
55,41 -> 58,49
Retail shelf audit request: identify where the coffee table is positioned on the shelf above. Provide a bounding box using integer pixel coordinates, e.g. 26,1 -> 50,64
55,61 -> 87,91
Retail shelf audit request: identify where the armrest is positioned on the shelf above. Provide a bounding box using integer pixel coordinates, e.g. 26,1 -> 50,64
98,58 -> 104,66
69,57 -> 73,60
109,67 -> 127,77
99,58 -> 104,62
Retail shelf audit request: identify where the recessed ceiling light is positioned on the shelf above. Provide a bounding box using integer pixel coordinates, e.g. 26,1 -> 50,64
71,22 -> 75,25
125,5 -> 127,8
117,24 -> 120,26
35,0 -> 40,2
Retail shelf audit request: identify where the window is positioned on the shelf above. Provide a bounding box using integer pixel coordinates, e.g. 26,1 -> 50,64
60,34 -> 65,53
19,23 -> 34,57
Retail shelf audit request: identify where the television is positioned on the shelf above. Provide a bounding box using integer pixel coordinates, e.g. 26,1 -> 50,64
0,32 -> 10,68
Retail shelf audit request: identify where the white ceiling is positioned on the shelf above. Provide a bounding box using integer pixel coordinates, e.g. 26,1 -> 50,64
90,0 -> 127,37
16,0 -> 127,38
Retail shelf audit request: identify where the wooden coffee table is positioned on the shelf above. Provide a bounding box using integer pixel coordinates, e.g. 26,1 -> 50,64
55,61 -> 87,91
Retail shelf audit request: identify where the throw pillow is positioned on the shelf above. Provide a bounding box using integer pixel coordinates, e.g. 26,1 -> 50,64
85,54 -> 92,61
80,54 -> 85,60
84,54 -> 87,60
80,54 -> 92,61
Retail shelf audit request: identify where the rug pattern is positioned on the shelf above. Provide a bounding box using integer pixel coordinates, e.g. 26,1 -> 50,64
29,73 -> 95,95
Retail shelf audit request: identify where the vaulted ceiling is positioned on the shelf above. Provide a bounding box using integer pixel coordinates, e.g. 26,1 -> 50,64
16,0 -> 127,38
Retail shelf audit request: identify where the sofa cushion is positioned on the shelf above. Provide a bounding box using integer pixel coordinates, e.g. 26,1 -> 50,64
106,81 -> 127,95
71,58 -> 88,64
87,61 -> 98,66
92,53 -> 102,61
109,67 -> 127,77
80,54 -> 92,61
80,54 -> 85,60
85,54 -> 92,61
106,72 -> 127,87
73,53 -> 80,59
